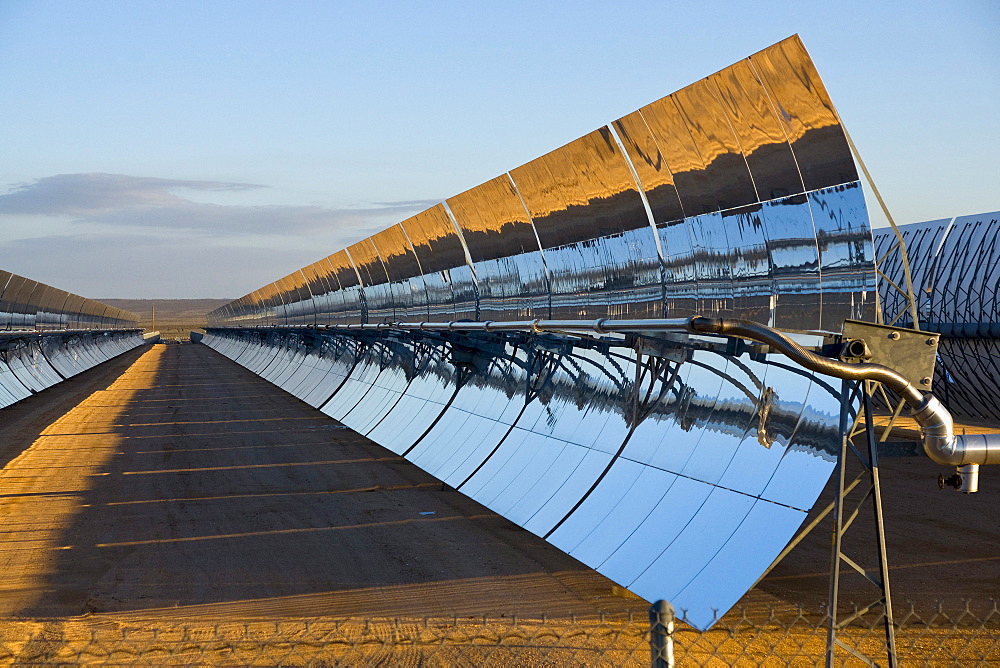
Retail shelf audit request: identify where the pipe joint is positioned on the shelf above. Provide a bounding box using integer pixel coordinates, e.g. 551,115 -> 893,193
912,394 -> 1000,466
939,464 -> 980,493
912,394 -> 960,465
687,316 -> 723,335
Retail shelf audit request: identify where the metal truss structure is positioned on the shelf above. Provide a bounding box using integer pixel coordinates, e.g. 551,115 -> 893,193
875,212 -> 1000,424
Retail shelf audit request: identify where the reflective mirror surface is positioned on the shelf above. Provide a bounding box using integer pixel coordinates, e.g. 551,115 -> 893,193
202,36 -> 875,630
0,268 -> 143,411
208,35 -> 875,335
203,327 -> 842,630
874,211 -> 1000,423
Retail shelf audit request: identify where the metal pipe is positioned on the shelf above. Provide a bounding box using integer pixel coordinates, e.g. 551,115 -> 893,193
250,316 -> 1000,469
332,318 -> 692,336
686,317 -> 923,406
958,464 -> 979,493
686,317 -> 1000,468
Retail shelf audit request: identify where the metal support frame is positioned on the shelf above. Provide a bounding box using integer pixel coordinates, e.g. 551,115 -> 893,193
840,124 -> 920,331
826,379 -> 897,667
752,378 -> 900,665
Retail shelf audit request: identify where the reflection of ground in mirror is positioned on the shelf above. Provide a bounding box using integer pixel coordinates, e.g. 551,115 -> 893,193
2,338 -> 994,636
752,443 -> 1000,613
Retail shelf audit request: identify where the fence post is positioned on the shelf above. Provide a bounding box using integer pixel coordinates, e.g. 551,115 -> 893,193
649,599 -> 675,667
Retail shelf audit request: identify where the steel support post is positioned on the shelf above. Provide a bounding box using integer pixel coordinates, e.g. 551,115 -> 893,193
826,379 -> 897,667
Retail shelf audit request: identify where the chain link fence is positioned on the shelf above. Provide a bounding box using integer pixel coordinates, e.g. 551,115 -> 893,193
673,600 -> 1000,666
1,600 -> 997,666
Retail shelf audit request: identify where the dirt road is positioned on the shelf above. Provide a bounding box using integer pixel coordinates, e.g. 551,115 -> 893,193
0,343 -> 645,622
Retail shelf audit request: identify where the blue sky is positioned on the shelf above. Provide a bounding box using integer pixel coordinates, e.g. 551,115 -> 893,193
1,1 -> 997,299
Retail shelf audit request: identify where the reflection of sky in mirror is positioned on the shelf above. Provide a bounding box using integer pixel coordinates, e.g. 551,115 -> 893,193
203,326 -> 843,629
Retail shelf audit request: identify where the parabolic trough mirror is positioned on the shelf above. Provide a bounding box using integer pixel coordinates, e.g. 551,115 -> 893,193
874,211 -> 1000,425
203,35 -> 879,630
0,270 -> 143,408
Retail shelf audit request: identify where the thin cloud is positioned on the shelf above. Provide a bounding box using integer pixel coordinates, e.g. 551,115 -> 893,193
82,200 -> 426,236
0,173 -> 444,297
374,199 -> 443,208
0,233 -> 342,299
0,173 -> 438,237
0,173 -> 262,216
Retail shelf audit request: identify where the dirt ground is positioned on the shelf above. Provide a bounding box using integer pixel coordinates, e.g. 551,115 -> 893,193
0,344 -> 648,624
0,343 -> 996,656
754,426 -> 1000,614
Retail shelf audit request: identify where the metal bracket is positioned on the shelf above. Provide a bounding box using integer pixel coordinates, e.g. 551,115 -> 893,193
627,333 -> 693,363
841,319 -> 939,390
626,330 -> 746,360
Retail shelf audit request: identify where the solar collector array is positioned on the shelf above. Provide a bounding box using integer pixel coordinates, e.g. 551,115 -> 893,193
0,270 -> 143,410
205,36 -> 876,628
209,36 -> 875,334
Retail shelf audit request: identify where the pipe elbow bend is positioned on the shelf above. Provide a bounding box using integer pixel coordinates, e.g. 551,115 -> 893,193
912,395 -> 962,466
914,394 -> 1000,466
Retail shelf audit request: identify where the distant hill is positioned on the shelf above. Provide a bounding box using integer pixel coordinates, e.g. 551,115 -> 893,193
100,299 -> 231,340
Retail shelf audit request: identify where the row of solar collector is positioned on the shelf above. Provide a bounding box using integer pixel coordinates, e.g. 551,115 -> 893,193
0,268 -> 142,410
0,330 -> 145,409
874,211 -> 1000,335
0,269 -> 139,332
209,36 -> 875,337
200,324 -> 841,631
873,211 -> 1000,424
198,38 -> 878,630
